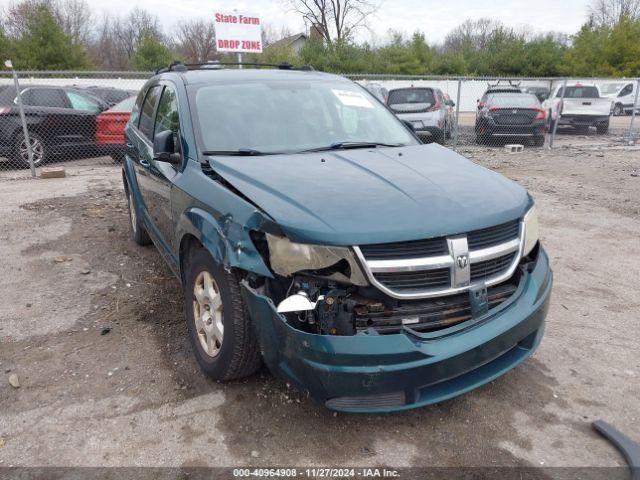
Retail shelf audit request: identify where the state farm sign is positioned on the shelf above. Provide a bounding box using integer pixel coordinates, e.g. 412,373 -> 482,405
214,12 -> 263,53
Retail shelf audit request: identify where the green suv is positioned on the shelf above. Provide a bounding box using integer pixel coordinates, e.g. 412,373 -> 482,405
122,63 -> 552,412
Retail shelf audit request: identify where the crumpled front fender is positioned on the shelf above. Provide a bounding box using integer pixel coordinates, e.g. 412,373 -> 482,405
175,207 -> 273,279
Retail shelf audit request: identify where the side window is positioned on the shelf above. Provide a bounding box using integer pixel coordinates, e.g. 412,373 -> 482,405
138,86 -> 162,140
619,84 -> 633,97
65,91 -> 101,113
22,88 -> 68,108
153,86 -> 180,142
129,89 -> 145,126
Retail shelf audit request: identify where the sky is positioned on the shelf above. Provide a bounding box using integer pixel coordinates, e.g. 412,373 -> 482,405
3,0 -> 593,43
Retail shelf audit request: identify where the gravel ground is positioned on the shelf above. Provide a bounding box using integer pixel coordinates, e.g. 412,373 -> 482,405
0,136 -> 639,473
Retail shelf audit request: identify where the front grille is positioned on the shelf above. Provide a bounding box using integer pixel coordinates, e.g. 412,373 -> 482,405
468,220 -> 519,249
359,237 -> 448,260
355,282 -> 517,333
471,253 -> 516,282
356,219 -> 522,299
373,268 -> 450,292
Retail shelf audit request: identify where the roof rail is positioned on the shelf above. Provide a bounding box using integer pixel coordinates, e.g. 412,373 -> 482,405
487,79 -> 521,88
156,61 -> 314,74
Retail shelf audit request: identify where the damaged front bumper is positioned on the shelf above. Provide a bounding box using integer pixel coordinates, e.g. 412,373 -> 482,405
241,247 -> 552,413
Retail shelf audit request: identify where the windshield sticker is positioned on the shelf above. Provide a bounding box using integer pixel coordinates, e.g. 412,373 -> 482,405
332,89 -> 374,108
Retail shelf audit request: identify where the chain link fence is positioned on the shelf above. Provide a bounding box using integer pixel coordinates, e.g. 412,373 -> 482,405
0,70 -> 638,179
351,74 -> 640,151
0,70 -> 148,178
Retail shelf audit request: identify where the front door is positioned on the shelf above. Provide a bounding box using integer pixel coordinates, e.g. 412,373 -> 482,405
141,84 -> 181,251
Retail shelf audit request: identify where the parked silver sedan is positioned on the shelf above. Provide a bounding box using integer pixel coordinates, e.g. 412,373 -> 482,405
387,87 -> 452,144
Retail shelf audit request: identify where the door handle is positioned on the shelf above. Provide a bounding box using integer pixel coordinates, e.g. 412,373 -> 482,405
139,159 -> 150,168
126,142 -> 134,148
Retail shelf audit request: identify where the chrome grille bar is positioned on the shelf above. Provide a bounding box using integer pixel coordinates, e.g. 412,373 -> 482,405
353,221 -> 524,300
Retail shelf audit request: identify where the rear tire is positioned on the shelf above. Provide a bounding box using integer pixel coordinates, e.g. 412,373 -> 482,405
475,133 -> 488,145
184,247 -> 262,381
434,129 -> 445,145
596,122 -> 609,135
126,188 -> 151,246
445,122 -> 452,140
547,112 -> 556,132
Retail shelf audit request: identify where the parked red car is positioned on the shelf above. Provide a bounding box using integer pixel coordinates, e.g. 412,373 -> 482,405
96,96 -> 136,162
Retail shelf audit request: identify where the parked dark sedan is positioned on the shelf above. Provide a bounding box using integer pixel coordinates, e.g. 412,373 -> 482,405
0,85 -> 109,168
475,92 -> 547,146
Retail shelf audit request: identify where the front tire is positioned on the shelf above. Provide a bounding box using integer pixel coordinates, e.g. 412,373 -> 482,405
13,132 -> 47,169
184,247 -> 262,381
613,103 -> 623,116
533,135 -> 545,147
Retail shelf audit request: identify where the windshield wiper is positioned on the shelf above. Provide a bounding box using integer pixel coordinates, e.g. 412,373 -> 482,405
299,141 -> 404,153
202,148 -> 275,156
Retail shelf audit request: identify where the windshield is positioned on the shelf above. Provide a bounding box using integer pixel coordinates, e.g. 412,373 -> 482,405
556,86 -> 599,98
487,94 -> 540,108
388,88 -> 435,105
193,79 -> 416,154
599,83 -> 624,95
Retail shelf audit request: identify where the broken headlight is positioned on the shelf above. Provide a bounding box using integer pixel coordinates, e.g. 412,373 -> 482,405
265,233 -> 368,286
523,205 -> 539,256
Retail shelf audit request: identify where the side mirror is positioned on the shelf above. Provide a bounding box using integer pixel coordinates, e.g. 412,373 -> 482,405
153,130 -> 181,165
447,100 -> 455,107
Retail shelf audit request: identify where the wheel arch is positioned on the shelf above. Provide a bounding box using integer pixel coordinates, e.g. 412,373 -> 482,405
175,207 -> 273,285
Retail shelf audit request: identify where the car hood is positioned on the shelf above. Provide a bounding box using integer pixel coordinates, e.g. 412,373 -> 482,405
208,144 -> 530,246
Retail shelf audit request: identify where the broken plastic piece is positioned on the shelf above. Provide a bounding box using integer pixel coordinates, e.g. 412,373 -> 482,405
277,292 -> 325,313
592,420 -> 640,480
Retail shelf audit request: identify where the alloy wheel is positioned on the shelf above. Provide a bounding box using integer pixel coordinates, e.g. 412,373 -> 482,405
20,136 -> 44,166
128,191 -> 137,232
193,270 -> 224,357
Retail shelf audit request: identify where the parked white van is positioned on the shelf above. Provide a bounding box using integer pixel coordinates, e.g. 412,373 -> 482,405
600,82 -> 638,116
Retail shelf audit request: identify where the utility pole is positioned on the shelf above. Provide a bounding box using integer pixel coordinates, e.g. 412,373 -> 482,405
5,60 -> 36,177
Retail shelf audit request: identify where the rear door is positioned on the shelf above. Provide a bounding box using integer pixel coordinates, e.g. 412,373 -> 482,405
130,84 -> 162,239
62,90 -> 103,147
130,83 -> 180,257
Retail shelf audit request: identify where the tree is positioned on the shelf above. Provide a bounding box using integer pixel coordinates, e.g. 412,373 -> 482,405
588,0 -> 640,27
287,0 -> 379,43
563,22 -> 608,76
115,8 -> 163,62
521,34 -> 567,77
174,19 -> 215,63
54,0 -> 92,45
12,2 -> 86,69
88,13 -> 128,70
131,33 -> 174,71
443,18 -> 502,54
600,16 -> 640,75
0,26 -> 12,61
